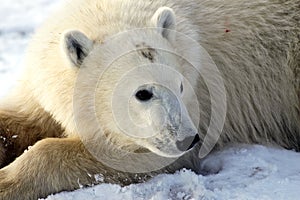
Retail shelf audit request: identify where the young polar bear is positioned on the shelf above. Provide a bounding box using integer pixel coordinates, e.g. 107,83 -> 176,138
0,0 -> 299,199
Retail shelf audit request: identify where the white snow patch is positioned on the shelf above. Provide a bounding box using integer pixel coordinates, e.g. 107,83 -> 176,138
42,145 -> 300,200
0,0 -> 60,98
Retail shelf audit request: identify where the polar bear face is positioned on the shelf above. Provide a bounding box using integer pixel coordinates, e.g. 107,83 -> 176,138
61,7 -> 200,158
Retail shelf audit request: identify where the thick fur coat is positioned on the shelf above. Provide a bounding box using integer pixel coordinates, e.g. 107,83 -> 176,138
0,0 -> 299,199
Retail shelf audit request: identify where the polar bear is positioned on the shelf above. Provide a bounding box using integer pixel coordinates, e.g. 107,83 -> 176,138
0,0 -> 299,199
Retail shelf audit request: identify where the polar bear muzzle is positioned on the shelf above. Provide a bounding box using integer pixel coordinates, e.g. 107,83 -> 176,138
126,83 -> 200,157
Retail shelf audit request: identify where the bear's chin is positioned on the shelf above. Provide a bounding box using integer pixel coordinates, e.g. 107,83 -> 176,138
132,145 -> 186,158
133,147 -> 151,153
147,147 -> 186,158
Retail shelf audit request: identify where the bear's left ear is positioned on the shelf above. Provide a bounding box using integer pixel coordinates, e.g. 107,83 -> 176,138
61,30 -> 93,68
151,7 -> 176,42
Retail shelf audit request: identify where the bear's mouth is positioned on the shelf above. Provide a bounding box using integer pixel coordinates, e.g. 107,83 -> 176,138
188,134 -> 201,150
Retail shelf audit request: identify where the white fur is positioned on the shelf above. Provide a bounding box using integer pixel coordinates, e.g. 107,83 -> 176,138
0,0 -> 299,198
9,0 -> 299,156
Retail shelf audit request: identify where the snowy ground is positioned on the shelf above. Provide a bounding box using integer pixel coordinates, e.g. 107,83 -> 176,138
45,145 -> 300,200
1,1 -> 300,200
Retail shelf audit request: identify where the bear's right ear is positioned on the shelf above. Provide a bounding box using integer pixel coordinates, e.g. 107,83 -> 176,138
61,30 -> 93,68
151,7 -> 176,43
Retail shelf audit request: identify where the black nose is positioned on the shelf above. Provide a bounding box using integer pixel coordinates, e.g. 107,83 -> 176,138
176,134 -> 200,151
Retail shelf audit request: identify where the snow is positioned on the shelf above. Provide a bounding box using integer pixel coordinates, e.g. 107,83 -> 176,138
0,0 -> 60,98
44,145 -> 300,200
1,1 -> 300,200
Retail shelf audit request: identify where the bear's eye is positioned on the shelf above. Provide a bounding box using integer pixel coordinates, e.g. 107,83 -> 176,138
180,82 -> 183,93
135,90 -> 153,102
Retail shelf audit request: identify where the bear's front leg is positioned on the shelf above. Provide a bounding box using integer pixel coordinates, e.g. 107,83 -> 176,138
0,108 -> 65,168
0,138 -> 108,200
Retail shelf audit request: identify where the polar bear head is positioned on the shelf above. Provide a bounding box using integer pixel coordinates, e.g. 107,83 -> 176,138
61,7 -> 200,158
